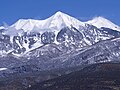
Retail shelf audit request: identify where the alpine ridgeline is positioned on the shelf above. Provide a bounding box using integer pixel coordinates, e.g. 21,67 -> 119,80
0,11 -> 120,70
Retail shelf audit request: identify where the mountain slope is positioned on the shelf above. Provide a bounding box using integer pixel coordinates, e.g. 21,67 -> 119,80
26,63 -> 120,90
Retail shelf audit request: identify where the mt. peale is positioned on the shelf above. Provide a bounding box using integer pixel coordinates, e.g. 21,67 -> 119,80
0,11 -> 120,90
0,11 -> 120,69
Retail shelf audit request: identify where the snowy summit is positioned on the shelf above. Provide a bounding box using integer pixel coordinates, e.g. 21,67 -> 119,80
11,11 -> 85,32
86,16 -> 120,31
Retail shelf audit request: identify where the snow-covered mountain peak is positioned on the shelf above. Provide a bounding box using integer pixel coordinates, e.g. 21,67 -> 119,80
52,11 -> 74,20
53,11 -> 64,17
49,11 -> 85,29
11,19 -> 41,32
86,16 -> 120,31
9,13 -> 120,33
11,11 -> 85,32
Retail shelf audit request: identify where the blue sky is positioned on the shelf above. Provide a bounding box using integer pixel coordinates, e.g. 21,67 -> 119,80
0,0 -> 120,26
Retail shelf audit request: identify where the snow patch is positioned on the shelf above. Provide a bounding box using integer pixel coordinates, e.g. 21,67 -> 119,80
0,68 -> 7,71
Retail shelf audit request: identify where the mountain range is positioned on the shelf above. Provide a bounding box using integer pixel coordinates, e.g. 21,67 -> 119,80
0,11 -> 120,56
0,11 -> 120,90
0,11 -> 120,71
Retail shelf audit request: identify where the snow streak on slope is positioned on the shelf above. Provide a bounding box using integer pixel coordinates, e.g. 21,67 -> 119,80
0,68 -> 7,71
86,16 -> 120,31
11,11 -> 85,32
